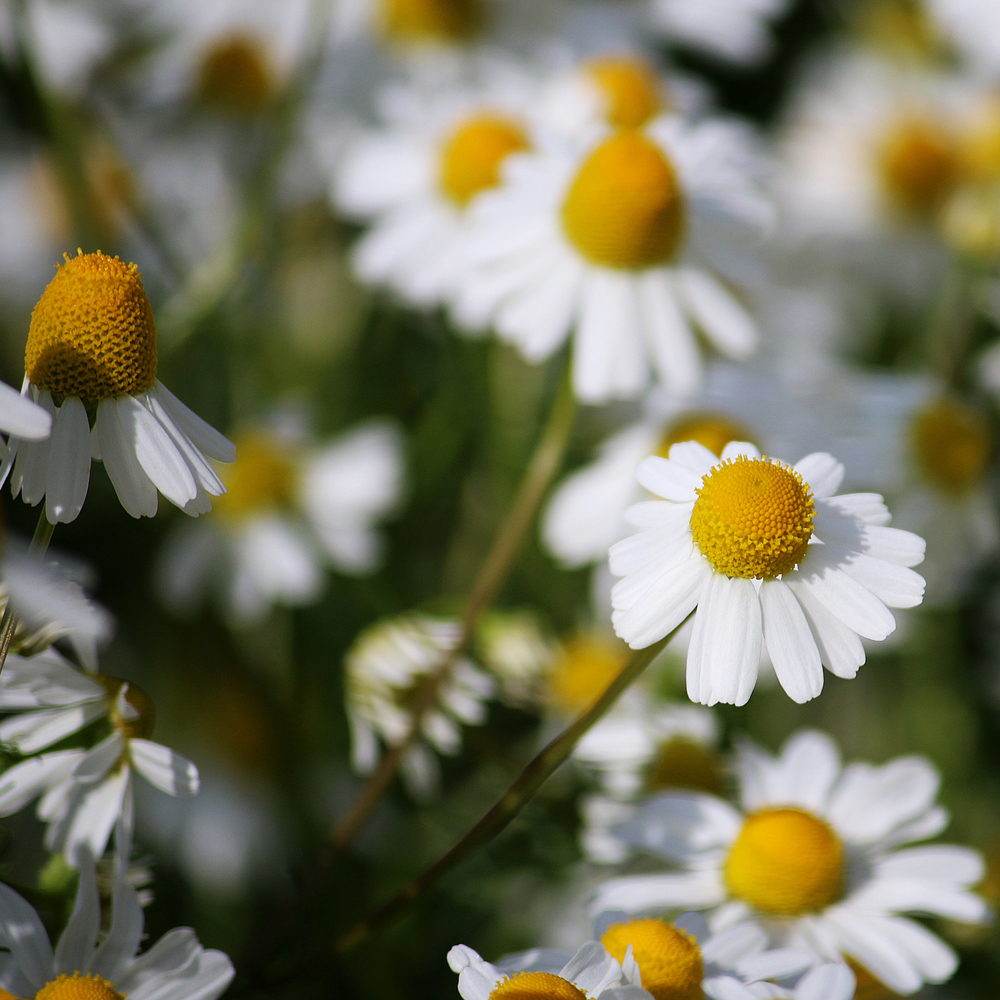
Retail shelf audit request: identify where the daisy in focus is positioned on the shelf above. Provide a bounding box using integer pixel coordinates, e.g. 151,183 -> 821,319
452,113 -> 771,403
5,251 -> 235,523
0,649 -> 199,864
0,854 -> 233,1000
346,613 -> 495,798
610,441 -> 926,705
157,418 -> 404,625
592,729 -> 990,996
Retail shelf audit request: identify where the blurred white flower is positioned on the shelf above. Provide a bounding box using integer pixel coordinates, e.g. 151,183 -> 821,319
0,649 -> 199,865
157,417 -> 405,625
0,854 -> 233,1000
592,729 -> 990,997
610,442 -> 926,705
452,114 -> 771,403
476,608 -> 556,705
928,0 -> 1000,80
345,613 -> 494,799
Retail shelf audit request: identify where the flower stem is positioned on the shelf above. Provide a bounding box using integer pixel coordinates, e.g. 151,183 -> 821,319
0,511 -> 55,676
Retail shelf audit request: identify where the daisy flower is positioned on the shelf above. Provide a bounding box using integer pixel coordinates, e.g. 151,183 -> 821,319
4,251 -> 235,523
0,854 -> 233,1000
452,113 -> 771,403
346,613 -> 495,798
0,649 -> 199,864
610,441 -> 926,705
592,729 -> 990,996
333,53 -> 540,309
331,0 -> 483,48
475,608 -> 556,706
156,418 -> 404,625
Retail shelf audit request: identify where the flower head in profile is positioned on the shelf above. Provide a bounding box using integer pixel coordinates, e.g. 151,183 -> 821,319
453,114 -> 770,403
610,441 -> 926,705
0,854 -> 232,1000
5,250 -> 234,522
593,729 -> 990,996
0,649 -> 199,864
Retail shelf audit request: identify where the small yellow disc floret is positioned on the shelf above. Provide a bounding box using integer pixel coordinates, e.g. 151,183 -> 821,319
382,0 -> 482,41
585,57 -> 663,130
35,973 -> 125,1000
646,737 -> 725,795
878,118 -> 960,219
195,35 -> 274,115
723,808 -> 844,916
547,636 -> 628,712
439,115 -> 530,207
689,457 -> 815,580
489,972 -> 587,1000
601,918 -> 703,1000
656,413 -> 754,460
26,250 -> 157,403
213,433 -> 297,521
562,132 -> 685,270
911,397 -> 990,496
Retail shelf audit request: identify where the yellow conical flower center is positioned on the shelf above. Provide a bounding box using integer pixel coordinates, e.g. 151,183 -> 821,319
195,34 -> 275,115
690,457 -> 815,580
489,973 -> 586,1000
601,918 -> 703,1000
911,397 -> 990,496
562,131 -> 685,270
878,118 -> 960,219
547,636 -> 628,712
585,57 -> 663,130
382,0 -> 482,41
656,414 -> 754,460
26,250 -> 157,403
35,973 -> 125,1000
724,808 -> 844,916
213,433 -> 297,521
96,674 -> 156,739
439,114 -> 530,207
646,737 -> 725,796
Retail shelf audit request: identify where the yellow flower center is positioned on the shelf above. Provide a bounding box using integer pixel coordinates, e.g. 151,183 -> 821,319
878,118 -> 960,219
547,636 -> 628,713
382,0 -> 482,41
213,433 -> 297,521
958,100 -> 1000,183
26,250 -> 157,403
689,457 -> 815,580
655,414 -> 754,460
601,919 -> 703,1000
439,114 -> 530,208
489,973 -> 586,1000
911,397 -> 990,496
195,34 -> 275,115
724,808 -> 844,916
34,973 -> 125,1000
96,674 -> 156,740
562,131 -> 685,270
646,737 -> 725,796
585,57 -> 663,130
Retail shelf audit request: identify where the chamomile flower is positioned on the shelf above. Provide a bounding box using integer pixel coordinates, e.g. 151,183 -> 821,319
0,854 -> 233,1000
0,649 -> 199,864
4,251 -> 235,523
331,0 -> 483,48
333,54 -> 539,309
156,418 -> 404,625
592,729 -> 990,996
346,613 -> 495,798
452,114 -> 770,403
610,441 -> 926,706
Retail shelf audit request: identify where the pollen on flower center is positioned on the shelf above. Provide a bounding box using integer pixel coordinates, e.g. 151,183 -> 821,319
488,972 -> 587,1000
547,636 -> 628,712
911,397 -> 990,496
656,413 -> 755,460
26,251 -> 157,403
439,114 -> 530,207
195,34 -> 275,115
689,457 -> 815,579
562,131 -> 685,270
585,57 -> 663,129
601,918 -> 703,1000
723,808 -> 844,916
34,972 -> 125,1000
213,433 -> 297,520
382,0 -> 482,41
878,118 -> 960,219
96,674 -> 156,740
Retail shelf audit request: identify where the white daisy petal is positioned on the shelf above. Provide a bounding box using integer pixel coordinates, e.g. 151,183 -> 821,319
635,456 -> 702,502
151,382 -> 235,463
73,732 -> 123,784
786,580 -> 866,679
129,739 -> 200,796
616,791 -> 744,860
794,453 -> 845,499
119,396 -> 198,507
592,871 -> 728,915
638,270 -> 703,397
62,768 -> 129,865
720,441 -> 760,461
45,396 -> 91,523
0,751 -> 81,814
0,881 -> 54,987
54,851 -> 100,974
614,556 -> 709,649
760,580 -> 823,703
821,909 -> 923,995
837,554 -> 925,608
96,400 -> 158,519
794,963 -> 856,1000
677,267 -> 757,360
794,558 -> 896,641
0,702 -> 105,754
